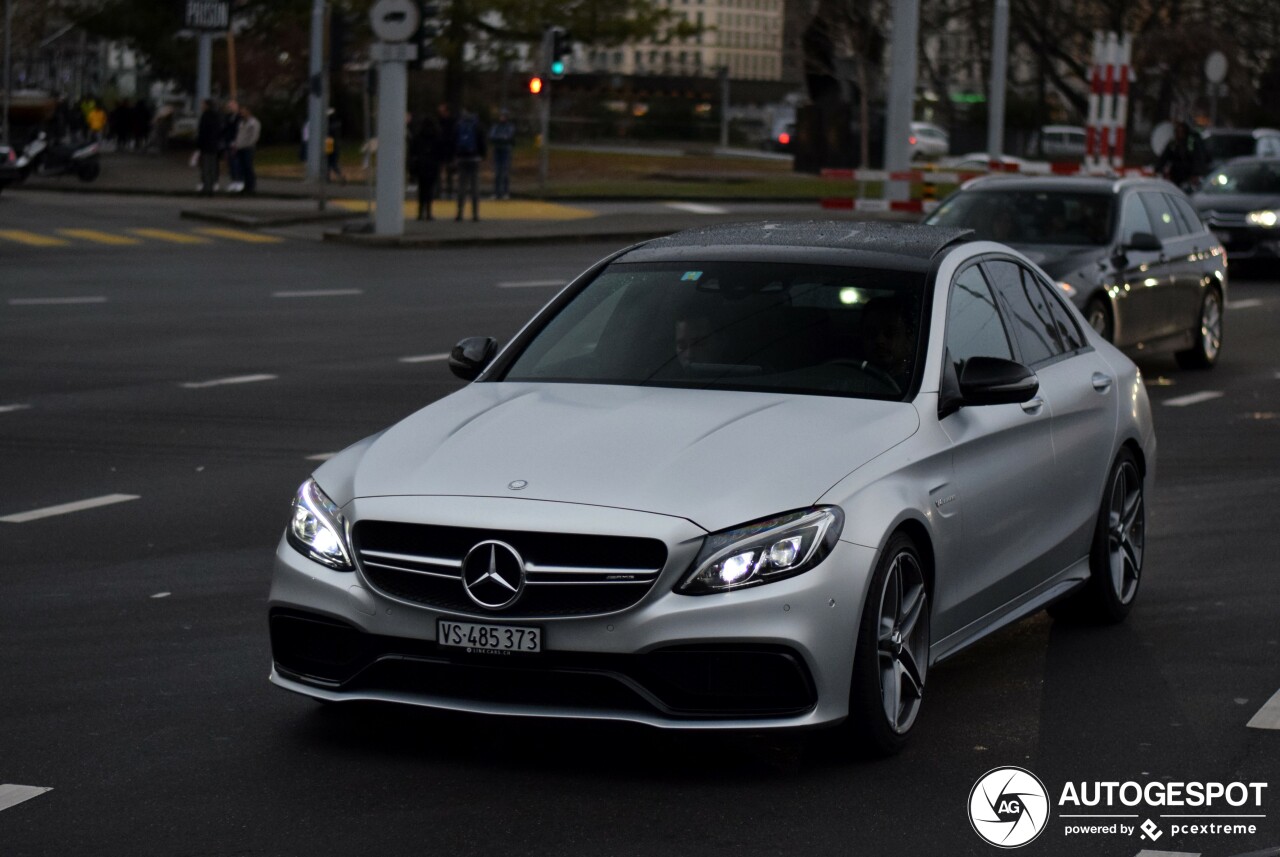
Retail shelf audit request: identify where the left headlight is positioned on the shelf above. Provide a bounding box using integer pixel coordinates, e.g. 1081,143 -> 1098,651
1247,210 -> 1279,228
285,478 -> 354,571
677,507 -> 844,595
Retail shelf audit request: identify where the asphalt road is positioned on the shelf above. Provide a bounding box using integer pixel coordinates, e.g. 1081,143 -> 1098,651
1,189 -> 1278,857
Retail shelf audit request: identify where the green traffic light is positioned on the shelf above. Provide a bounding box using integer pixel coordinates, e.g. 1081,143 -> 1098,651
550,60 -> 565,76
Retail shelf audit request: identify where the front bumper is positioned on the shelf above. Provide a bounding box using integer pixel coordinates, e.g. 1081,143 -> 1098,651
1209,226 -> 1280,260
268,495 -> 876,730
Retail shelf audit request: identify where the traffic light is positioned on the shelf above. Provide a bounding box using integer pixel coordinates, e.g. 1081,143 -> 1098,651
419,2 -> 445,64
529,76 -> 544,95
549,26 -> 571,79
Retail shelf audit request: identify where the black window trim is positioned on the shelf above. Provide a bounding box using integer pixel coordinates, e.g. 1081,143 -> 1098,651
977,254 -> 1094,370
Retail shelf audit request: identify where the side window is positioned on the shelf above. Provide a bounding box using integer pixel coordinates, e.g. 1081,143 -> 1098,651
1169,194 -> 1205,234
1118,193 -> 1154,244
1034,276 -> 1085,352
1140,191 -> 1181,241
947,265 -> 1013,369
983,260 -> 1064,365
1257,136 -> 1280,157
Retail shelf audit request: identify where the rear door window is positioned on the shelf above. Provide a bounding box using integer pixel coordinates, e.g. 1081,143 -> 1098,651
947,265 -> 1014,369
1168,194 -> 1205,234
1119,192 -> 1155,243
1139,192 -> 1182,241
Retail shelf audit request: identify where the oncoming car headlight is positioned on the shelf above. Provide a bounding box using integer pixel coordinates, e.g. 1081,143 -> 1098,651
678,507 -> 844,595
286,478 -> 354,570
1246,210 -> 1279,228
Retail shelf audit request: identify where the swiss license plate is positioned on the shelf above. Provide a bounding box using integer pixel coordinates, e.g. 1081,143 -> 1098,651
438,620 -> 541,654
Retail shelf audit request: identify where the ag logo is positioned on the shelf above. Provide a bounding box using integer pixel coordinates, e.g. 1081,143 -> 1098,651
969,767 -> 1050,848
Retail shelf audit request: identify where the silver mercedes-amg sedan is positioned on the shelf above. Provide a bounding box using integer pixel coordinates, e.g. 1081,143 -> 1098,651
269,222 -> 1156,756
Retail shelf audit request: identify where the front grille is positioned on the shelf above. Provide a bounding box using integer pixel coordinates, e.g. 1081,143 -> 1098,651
1203,210 -> 1248,228
352,520 -> 669,618
270,609 -> 817,719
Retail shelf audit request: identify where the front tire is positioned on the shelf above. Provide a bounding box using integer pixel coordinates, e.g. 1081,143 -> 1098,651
1175,288 -> 1222,369
845,531 -> 930,757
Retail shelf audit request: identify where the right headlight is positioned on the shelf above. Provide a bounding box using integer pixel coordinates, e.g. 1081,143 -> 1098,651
1247,210 -> 1279,228
285,478 -> 354,571
677,507 -> 844,595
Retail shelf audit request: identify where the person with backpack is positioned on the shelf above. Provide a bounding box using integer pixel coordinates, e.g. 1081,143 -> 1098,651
453,109 -> 487,221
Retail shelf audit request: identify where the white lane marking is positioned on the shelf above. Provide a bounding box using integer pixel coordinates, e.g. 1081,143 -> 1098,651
1,494 -> 139,524
150,592 -> 171,599
666,201 -> 728,214
272,289 -> 363,298
1163,391 -> 1223,408
1228,299 -> 1262,309
496,280 -> 564,289
399,353 -> 450,363
0,404 -> 32,414
1247,688 -> 1280,729
180,374 -> 277,389
0,785 -> 52,813
8,296 -> 107,306
306,452 -> 337,461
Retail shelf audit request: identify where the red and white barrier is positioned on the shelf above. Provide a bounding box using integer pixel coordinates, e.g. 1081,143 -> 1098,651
1086,31 -> 1132,172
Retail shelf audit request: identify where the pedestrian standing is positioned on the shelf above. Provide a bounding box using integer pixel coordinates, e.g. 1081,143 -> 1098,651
1155,120 -> 1208,190
436,103 -> 456,197
410,115 -> 443,220
454,109 -> 486,221
326,109 -> 346,184
233,104 -> 261,194
196,99 -> 223,195
87,102 -> 107,143
488,108 -> 515,199
222,99 -> 242,191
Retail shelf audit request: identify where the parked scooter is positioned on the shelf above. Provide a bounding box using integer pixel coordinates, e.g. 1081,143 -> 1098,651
17,133 -> 101,182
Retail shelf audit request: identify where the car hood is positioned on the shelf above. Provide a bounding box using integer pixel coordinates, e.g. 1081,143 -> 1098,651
1005,243 -> 1108,282
333,382 -> 920,533
1192,193 -> 1280,213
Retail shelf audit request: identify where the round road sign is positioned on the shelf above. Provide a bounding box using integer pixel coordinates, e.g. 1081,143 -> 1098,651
370,0 -> 419,43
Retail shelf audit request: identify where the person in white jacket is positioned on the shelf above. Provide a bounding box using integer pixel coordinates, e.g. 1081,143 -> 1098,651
231,105 -> 262,194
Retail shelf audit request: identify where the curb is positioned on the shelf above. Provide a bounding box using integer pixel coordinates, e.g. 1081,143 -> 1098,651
180,208 -> 360,228
14,182 -> 311,200
322,227 -> 672,249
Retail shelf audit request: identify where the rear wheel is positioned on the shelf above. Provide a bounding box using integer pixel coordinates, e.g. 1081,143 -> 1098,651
1085,296 -> 1113,343
1050,449 -> 1145,624
1175,288 -> 1222,369
845,532 -> 930,757
77,160 -> 101,182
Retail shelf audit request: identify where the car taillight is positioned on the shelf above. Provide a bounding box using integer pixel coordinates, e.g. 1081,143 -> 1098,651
909,135 -> 918,145
778,132 -> 790,145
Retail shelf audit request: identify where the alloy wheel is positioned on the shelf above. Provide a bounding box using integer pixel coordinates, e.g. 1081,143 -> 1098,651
1107,460 -> 1145,604
876,551 -> 929,734
1200,292 -> 1222,363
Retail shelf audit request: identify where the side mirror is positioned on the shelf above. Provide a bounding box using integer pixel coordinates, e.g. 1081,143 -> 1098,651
958,356 -> 1039,406
1125,231 -> 1162,252
449,336 -> 498,381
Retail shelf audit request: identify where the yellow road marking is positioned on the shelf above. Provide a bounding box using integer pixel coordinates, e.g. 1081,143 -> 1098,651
130,228 -> 213,244
330,198 -> 595,221
193,227 -> 285,244
0,230 -> 70,247
57,229 -> 142,246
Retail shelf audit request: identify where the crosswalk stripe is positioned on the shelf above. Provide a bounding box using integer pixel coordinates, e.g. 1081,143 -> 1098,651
57,229 -> 142,246
130,228 -> 213,244
0,230 -> 70,247
193,227 -> 284,244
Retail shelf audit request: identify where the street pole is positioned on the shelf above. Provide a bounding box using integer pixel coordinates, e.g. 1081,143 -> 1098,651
196,32 -> 212,106
374,57 -> 406,235
537,27 -> 552,195
987,0 -> 1010,163
883,0 -> 919,201
2,0 -> 13,146
307,0 -> 325,183
719,66 -> 729,149
226,27 -> 237,100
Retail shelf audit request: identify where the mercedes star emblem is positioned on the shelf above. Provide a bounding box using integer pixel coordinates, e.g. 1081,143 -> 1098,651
460,540 -> 526,609
508,480 -> 528,490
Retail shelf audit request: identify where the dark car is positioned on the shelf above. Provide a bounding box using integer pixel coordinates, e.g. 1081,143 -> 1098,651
1192,157 -> 1280,262
1200,128 -> 1280,171
0,143 -> 20,194
924,175 -> 1227,368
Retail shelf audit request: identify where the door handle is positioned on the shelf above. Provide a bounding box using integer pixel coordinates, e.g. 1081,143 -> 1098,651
1020,396 -> 1045,414
1091,372 -> 1114,393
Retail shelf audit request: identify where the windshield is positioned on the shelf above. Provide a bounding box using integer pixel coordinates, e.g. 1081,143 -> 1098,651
1204,135 -> 1256,163
927,189 -> 1114,245
500,261 -> 927,401
1201,161 -> 1280,195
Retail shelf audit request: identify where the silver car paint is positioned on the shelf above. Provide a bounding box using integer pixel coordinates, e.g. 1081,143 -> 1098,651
272,240 -> 1157,728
